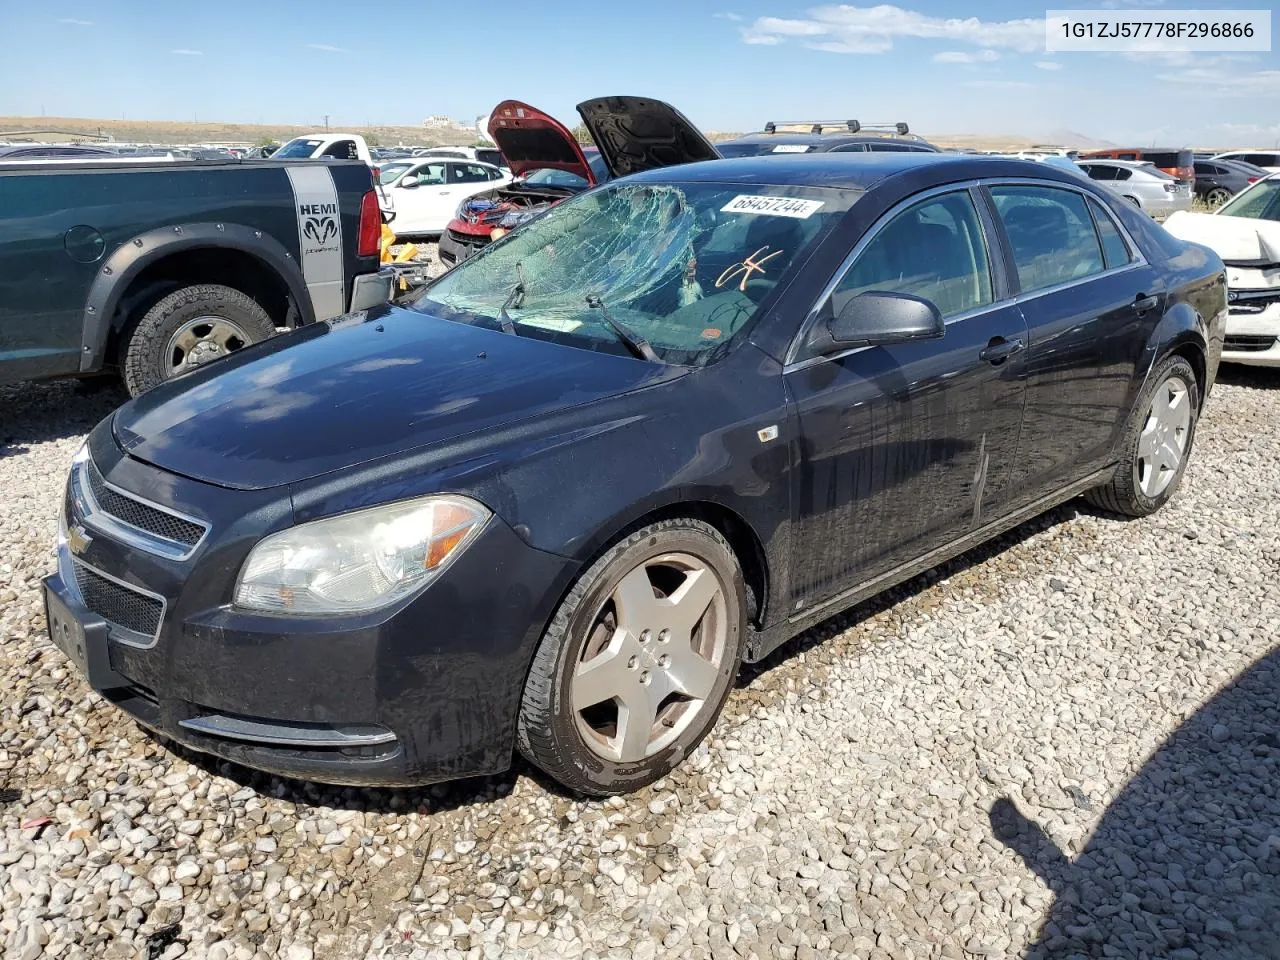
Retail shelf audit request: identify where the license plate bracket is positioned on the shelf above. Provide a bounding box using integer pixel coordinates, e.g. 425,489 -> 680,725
44,579 -> 129,691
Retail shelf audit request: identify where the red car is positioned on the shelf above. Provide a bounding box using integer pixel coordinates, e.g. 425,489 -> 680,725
437,96 -> 717,266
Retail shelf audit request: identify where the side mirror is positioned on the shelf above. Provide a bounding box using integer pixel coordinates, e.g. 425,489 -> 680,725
809,291 -> 944,354
400,175 -> 419,188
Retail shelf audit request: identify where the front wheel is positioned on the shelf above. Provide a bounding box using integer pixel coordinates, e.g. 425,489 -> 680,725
121,284 -> 277,396
517,518 -> 746,796
1205,187 -> 1233,207
1085,355 -> 1200,517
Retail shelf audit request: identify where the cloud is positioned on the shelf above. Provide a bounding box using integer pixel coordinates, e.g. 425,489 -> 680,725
171,48 -> 204,56
307,43 -> 345,52
741,4 -> 1044,54
59,17 -> 93,26
1034,60 -> 1063,71
1155,67 -> 1280,96
962,79 -> 1033,89
713,12 -> 742,21
1100,0 -> 1165,7
933,49 -> 999,64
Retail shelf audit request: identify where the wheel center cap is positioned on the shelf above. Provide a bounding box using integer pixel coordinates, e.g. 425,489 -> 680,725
638,645 -> 661,670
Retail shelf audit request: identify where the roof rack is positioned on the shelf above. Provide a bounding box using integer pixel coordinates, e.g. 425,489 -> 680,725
762,120 -> 916,138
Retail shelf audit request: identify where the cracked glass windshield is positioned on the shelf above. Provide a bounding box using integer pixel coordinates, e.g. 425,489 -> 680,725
414,181 -> 859,363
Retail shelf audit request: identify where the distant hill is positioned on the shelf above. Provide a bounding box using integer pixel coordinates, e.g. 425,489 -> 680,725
0,116 -> 478,148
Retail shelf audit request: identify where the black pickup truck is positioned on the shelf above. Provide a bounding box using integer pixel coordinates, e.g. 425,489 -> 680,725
0,158 -> 391,395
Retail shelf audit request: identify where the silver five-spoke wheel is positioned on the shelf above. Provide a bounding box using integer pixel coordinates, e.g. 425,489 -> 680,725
1134,374 -> 1192,498
165,316 -> 253,377
572,553 -> 728,763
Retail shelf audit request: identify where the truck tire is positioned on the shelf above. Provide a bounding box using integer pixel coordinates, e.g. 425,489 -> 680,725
122,284 -> 277,396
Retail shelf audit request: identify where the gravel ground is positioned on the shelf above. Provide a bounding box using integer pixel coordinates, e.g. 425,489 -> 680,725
1,363 -> 1278,960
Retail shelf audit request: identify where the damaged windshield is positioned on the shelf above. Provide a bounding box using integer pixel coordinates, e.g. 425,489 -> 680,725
1219,179 -> 1280,221
415,181 -> 857,364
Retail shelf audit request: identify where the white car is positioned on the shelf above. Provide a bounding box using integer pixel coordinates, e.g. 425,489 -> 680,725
1164,175 -> 1280,366
413,145 -> 507,170
1212,150 -> 1280,175
1076,160 -> 1193,217
378,159 -> 512,236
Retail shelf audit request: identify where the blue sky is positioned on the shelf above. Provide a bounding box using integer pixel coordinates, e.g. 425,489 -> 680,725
2,1 -> 1278,145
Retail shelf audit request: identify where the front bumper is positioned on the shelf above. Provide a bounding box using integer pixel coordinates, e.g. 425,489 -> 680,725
46,427 -> 575,787
1222,299 -> 1280,367
437,223 -> 492,267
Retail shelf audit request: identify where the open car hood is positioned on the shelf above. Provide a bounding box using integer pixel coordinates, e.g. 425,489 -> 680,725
488,100 -> 595,183
1164,210 -> 1280,266
575,96 -> 720,179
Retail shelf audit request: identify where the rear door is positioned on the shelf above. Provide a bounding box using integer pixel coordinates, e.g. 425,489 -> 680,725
784,186 -> 1028,612
985,182 -> 1158,499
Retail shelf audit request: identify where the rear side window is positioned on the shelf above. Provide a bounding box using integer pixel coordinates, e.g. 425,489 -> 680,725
321,140 -> 357,160
1088,198 -> 1133,270
866,142 -> 913,152
1244,153 -> 1280,167
477,149 -> 504,167
1112,167 -> 1132,181
831,190 -> 993,319
450,163 -> 493,184
1085,165 -> 1115,181
991,185 -> 1105,293
829,143 -> 868,153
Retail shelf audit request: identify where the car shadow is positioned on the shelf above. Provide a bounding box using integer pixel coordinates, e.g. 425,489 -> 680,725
0,379 -> 127,459
990,647 -> 1280,958
1214,365 -> 1280,390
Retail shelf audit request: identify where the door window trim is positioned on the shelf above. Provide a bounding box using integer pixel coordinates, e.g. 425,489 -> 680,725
785,176 -> 1149,371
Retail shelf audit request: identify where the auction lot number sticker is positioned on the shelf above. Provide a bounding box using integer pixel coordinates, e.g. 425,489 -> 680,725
1046,9 -> 1271,51
722,196 -> 825,219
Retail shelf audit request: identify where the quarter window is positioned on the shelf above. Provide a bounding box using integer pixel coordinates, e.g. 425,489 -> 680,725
1084,165 -> 1115,181
450,163 -> 493,184
1088,198 -> 1133,270
991,185 -> 1105,293
830,190 -> 993,319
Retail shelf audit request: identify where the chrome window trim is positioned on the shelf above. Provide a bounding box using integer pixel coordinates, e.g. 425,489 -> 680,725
70,556 -> 167,649
71,457 -> 209,561
783,175 -> 1151,373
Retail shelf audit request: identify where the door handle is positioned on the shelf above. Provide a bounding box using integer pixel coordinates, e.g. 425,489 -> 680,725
1132,294 -> 1159,314
979,336 -> 1025,364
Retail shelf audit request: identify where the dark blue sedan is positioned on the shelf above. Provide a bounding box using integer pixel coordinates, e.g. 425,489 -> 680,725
46,152 -> 1227,795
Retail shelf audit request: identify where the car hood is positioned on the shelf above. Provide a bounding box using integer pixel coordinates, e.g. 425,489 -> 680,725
112,305 -> 683,491
488,100 -> 595,183
575,96 -> 721,179
1163,210 -> 1280,266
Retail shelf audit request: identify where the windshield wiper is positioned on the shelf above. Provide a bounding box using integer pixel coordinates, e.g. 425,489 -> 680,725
585,294 -> 660,363
496,281 -> 523,335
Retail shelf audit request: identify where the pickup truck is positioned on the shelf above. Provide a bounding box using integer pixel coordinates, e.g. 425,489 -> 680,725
272,134 -> 375,165
0,158 -> 391,395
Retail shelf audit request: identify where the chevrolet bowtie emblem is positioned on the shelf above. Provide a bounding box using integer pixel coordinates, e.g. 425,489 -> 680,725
68,523 -> 93,555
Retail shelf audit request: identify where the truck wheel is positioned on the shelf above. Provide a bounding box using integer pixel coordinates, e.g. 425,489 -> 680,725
1085,355 -> 1199,518
122,284 -> 277,396
517,518 -> 746,796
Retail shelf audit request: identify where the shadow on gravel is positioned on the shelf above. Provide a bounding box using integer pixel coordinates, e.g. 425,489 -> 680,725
991,647 -> 1280,959
1213,365 -> 1280,390
0,379 -> 126,458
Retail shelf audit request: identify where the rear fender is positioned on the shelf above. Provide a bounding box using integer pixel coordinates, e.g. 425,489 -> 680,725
80,223 -> 312,372
1134,298 -> 1209,409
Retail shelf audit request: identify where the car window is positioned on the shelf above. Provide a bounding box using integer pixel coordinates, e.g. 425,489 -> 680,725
1085,165 -> 1115,181
1218,180 -> 1280,221
450,163 -> 493,184
523,167 -> 589,187
273,138 -> 324,159
830,190 -> 993,320
1116,152 -> 1138,161
409,163 -> 447,185
991,185 -> 1105,293
416,181 -> 858,365
477,149 -> 504,168
865,142 -> 913,152
828,143 -> 866,153
1112,168 -> 1132,182
321,140 -> 357,160
1088,198 -> 1133,270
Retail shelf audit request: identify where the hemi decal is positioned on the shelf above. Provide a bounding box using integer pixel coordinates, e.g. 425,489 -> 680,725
285,165 -> 345,321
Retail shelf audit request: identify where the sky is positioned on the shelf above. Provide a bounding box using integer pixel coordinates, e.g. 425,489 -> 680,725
1,0 -> 1278,146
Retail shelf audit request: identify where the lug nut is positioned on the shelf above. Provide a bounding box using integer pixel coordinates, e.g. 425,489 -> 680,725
627,656 -> 638,669
639,629 -> 652,643
658,654 -> 670,667
640,671 -> 651,685
659,629 -> 671,643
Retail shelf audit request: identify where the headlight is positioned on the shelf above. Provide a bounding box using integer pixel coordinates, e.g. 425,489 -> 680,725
233,495 -> 490,615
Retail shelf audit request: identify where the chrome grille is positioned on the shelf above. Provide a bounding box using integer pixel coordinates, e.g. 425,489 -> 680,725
72,560 -> 164,640
84,458 -> 205,547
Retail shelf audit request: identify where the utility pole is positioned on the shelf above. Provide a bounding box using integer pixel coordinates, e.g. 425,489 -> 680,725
323,115 -> 330,132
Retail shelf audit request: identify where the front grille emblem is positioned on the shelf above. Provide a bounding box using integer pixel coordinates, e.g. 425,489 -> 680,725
68,523 -> 93,555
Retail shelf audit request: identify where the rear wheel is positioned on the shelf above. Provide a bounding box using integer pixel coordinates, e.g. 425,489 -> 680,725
1085,355 -> 1199,517
1124,195 -> 1143,208
121,284 -> 276,396
1206,187 -> 1232,207
517,519 -> 746,796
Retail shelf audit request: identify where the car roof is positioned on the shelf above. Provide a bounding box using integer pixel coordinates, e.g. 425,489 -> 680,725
1078,159 -> 1154,168
625,152 -> 1087,191
720,132 -> 933,148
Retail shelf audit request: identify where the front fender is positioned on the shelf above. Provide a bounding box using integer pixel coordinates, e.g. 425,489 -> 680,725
79,223 -> 313,372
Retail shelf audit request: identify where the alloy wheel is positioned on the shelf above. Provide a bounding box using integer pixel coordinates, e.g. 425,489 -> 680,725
1134,374 -> 1192,498
571,552 -> 728,763
164,316 -> 253,377
1206,188 -> 1232,207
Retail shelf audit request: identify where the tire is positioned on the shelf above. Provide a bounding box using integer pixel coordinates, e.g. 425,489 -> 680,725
1124,195 -> 1143,208
1085,355 -> 1200,518
1206,187 -> 1232,207
121,284 -> 276,396
517,518 -> 746,796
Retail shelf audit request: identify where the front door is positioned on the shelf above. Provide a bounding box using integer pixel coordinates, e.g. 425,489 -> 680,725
785,187 -> 1028,615
392,161 -> 451,233
986,184 -> 1159,497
